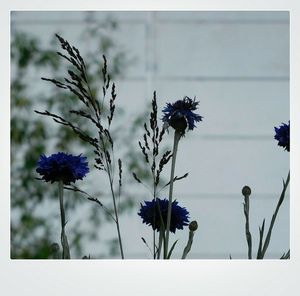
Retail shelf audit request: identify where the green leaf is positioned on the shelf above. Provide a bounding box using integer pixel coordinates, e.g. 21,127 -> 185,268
167,240 -> 179,259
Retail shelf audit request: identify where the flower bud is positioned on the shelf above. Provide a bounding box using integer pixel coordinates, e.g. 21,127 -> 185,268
242,186 -> 251,197
82,255 -> 90,259
189,220 -> 198,232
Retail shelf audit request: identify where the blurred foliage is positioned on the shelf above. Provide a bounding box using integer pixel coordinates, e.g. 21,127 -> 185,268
11,15 -> 153,259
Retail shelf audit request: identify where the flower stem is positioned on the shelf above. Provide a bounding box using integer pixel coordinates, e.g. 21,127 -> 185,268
164,131 -> 181,259
153,187 -> 156,259
243,195 -> 252,259
98,131 -> 124,259
181,230 -> 195,259
157,229 -> 163,259
259,170 -> 290,259
153,182 -> 157,259
108,176 -> 124,259
58,181 -> 70,259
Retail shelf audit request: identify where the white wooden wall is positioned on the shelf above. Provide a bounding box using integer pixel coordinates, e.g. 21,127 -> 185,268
11,11 -> 289,259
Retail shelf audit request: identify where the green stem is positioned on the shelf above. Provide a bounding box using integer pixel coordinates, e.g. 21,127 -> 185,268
153,186 -> 156,259
157,230 -> 163,259
98,130 -> 124,259
243,195 -> 252,259
108,176 -> 124,259
164,131 -> 181,259
153,229 -> 156,259
156,202 -> 166,259
260,171 -> 290,259
182,230 -> 195,259
58,181 -> 70,259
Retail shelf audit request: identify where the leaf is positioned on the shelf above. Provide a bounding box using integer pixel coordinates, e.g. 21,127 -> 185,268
162,173 -> 189,189
132,172 -> 142,183
257,219 -> 265,259
167,240 -> 179,259
280,250 -> 290,259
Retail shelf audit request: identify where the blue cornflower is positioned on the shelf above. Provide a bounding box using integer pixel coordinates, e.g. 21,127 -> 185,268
138,198 -> 190,233
36,152 -> 89,184
274,121 -> 290,152
162,96 -> 203,134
